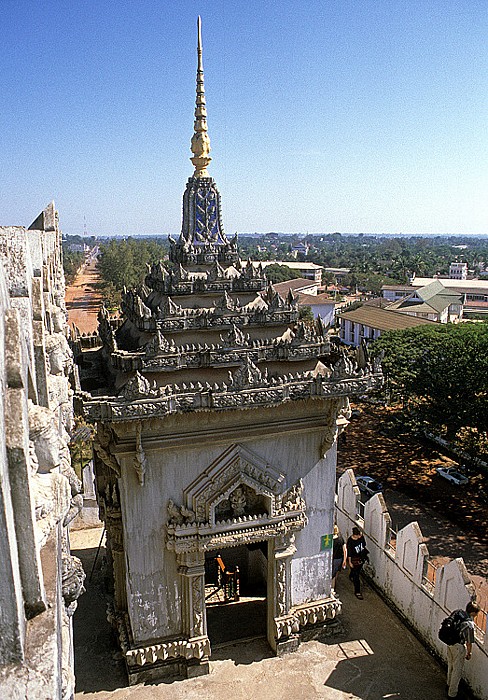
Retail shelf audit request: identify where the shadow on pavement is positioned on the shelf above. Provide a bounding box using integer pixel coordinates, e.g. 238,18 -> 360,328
72,544 -> 127,694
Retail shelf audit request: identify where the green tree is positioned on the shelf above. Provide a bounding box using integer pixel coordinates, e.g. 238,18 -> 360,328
264,264 -> 302,283
371,324 -> 488,436
298,305 -> 314,322
62,250 -> 84,284
96,238 -> 167,291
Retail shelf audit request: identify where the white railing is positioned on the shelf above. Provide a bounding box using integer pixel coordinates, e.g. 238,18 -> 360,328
336,469 -> 488,700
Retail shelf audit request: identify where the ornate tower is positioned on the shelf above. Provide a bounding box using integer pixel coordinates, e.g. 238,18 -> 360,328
172,17 -> 236,265
79,17 -> 381,686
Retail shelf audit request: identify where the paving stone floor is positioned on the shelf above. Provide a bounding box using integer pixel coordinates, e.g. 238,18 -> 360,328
71,527 -> 469,700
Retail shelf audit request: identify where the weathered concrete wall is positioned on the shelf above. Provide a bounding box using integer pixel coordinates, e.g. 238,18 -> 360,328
0,204 -> 84,700
336,469 -> 488,700
291,443 -> 337,604
112,400 -> 337,646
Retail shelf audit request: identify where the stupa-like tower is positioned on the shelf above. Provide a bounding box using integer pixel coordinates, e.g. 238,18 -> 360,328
78,18 -> 381,685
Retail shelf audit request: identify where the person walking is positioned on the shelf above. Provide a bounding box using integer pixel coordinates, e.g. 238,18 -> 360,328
446,600 -> 480,699
346,526 -> 368,599
331,524 -> 347,591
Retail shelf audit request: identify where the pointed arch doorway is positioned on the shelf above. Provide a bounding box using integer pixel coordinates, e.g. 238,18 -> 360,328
167,444 -> 307,656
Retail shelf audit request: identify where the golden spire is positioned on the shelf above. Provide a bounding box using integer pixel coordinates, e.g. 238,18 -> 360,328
190,16 -> 212,178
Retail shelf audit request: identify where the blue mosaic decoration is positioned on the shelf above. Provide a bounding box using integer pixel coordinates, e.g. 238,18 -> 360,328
193,183 -> 225,245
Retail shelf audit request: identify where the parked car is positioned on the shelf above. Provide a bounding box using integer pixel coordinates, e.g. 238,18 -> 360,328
356,475 -> 383,499
435,467 -> 469,486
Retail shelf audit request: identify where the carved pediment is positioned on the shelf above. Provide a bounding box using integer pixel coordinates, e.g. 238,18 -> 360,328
228,355 -> 266,390
220,323 -> 249,348
120,372 -> 158,400
144,331 -> 173,357
184,444 -> 285,524
166,444 -> 307,553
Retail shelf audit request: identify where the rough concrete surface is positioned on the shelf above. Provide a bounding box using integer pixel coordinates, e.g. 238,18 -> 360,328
72,527 -> 461,700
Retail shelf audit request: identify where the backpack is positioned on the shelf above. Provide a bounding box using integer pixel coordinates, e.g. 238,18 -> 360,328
438,610 -> 468,646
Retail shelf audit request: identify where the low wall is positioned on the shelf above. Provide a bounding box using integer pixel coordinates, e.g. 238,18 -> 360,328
336,469 -> 488,700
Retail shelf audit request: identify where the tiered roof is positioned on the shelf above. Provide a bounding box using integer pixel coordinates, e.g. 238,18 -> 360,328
79,19 -> 381,422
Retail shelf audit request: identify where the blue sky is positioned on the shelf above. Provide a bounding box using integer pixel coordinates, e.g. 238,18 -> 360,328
1,0 -> 487,236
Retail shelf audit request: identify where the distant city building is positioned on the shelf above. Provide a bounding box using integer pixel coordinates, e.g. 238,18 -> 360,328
338,303 -> 436,346
322,267 -> 350,284
382,277 -> 488,318
291,241 -> 309,258
386,280 -> 464,323
272,278 -> 320,296
449,262 -> 468,280
254,260 -> 324,282
295,292 -> 336,326
66,242 -> 90,254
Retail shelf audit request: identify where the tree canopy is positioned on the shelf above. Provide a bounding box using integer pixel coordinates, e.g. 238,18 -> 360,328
95,238 -> 168,310
263,264 -> 302,283
62,249 -> 84,284
371,323 -> 488,438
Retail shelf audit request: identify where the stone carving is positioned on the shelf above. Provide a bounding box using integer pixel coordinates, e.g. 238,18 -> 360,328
166,447 -> 306,554
229,486 -> 246,516
133,422 -> 147,485
61,554 -> 86,613
275,480 -> 305,514
46,332 -> 75,431
184,445 -> 284,523
276,558 -> 287,617
59,439 -> 83,526
93,423 -> 121,477
215,289 -> 235,311
126,636 -> 211,668
28,402 -> 71,546
48,302 -> 67,334
220,323 -> 249,347
121,371 -> 158,400
228,355 -> 266,389
144,330 -> 173,356
167,500 -> 196,526
274,599 -> 342,640
191,576 -> 204,637
82,365 -> 383,423
159,296 -> 182,318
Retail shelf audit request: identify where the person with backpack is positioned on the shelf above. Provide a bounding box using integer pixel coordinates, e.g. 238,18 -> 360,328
443,600 -> 480,698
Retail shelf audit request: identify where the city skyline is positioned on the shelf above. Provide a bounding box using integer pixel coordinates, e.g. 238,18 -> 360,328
1,0 -> 487,237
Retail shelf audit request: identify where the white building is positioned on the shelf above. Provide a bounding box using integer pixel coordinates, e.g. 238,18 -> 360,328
449,262 -> 468,280
254,260 -> 324,282
338,303 -> 436,347
383,277 -> 488,318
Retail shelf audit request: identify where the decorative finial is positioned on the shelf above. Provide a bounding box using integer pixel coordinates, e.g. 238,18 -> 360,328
190,16 -> 212,178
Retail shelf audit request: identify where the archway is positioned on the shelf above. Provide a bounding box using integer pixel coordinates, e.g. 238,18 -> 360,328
205,542 -> 268,646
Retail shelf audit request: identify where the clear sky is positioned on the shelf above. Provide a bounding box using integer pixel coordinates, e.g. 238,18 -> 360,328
1,0 -> 487,236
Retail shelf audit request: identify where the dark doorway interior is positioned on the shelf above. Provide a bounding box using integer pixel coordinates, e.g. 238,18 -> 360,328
205,542 -> 268,646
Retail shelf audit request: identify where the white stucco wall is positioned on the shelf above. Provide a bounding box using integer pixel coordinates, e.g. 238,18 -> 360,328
117,404 -> 336,645
336,469 -> 488,700
291,443 -> 337,605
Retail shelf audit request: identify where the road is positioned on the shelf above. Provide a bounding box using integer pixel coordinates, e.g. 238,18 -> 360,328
66,254 -> 103,334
